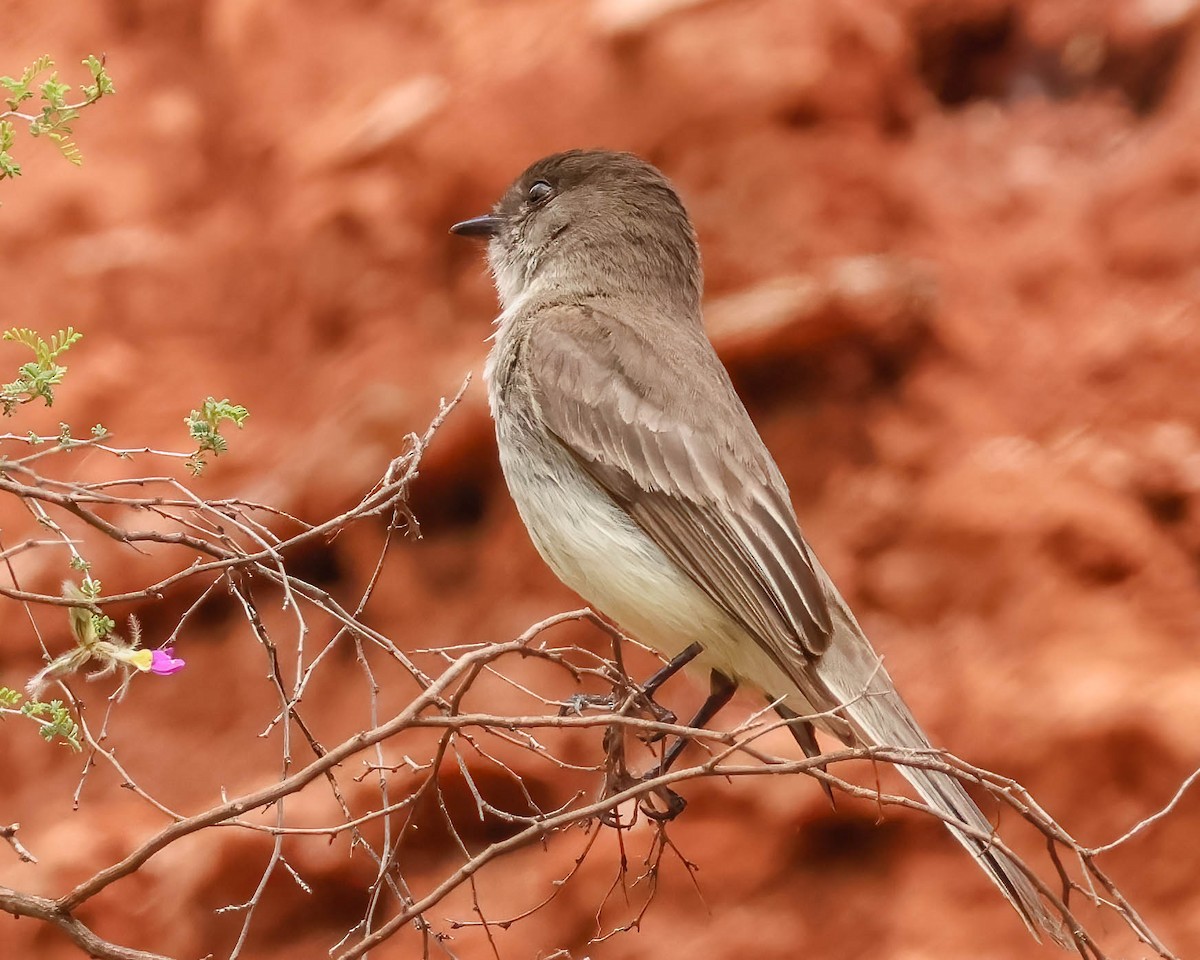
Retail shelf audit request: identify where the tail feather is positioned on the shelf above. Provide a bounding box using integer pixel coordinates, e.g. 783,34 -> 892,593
813,628 -> 1070,948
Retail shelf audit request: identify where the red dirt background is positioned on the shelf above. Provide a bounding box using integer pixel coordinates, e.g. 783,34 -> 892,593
2,1 -> 1199,958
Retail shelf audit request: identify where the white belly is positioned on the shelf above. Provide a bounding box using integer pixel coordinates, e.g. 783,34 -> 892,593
494,414 -> 804,703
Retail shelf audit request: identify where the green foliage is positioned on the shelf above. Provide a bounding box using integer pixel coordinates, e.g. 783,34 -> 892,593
22,698 -> 82,750
0,685 -> 81,750
81,55 -> 116,104
0,121 -> 18,179
4,326 -> 82,364
72,576 -> 114,641
0,53 -> 114,184
185,397 -> 249,475
0,326 -> 83,413
0,330 -> 251,476
0,55 -> 54,111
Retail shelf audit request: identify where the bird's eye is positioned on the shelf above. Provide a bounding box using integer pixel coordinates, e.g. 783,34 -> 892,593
527,180 -> 553,204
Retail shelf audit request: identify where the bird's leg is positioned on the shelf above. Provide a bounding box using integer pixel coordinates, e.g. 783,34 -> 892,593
635,640 -> 703,736
655,669 -> 738,772
773,701 -> 836,808
642,641 -> 703,698
639,669 -> 738,821
589,642 -> 705,827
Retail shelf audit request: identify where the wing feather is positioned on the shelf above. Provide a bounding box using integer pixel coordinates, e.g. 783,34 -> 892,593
526,306 -> 834,661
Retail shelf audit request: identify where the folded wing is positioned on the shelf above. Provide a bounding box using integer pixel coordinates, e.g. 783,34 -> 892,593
526,305 -> 834,668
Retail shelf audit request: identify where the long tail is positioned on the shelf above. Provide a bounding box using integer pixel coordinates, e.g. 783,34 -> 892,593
813,621 -> 1070,948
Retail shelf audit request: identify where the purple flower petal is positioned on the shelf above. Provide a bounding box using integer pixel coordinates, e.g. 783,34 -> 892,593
150,647 -> 186,676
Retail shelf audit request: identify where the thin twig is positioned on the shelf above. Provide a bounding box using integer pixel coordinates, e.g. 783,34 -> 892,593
0,823 -> 37,863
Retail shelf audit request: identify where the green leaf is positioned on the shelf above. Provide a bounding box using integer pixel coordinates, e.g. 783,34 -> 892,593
2,685 -> 81,750
0,54 -> 53,111
81,55 -> 115,103
21,698 -> 81,750
185,397 -> 249,474
3,326 -> 82,362
1,328 -> 83,412
49,131 -> 83,166
1,54 -> 114,190
39,74 -> 70,109
0,120 -> 20,181
0,152 -> 20,181
91,613 -> 115,638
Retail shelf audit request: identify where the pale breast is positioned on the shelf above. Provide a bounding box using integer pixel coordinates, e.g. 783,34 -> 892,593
485,324 -> 807,701
492,418 -> 794,702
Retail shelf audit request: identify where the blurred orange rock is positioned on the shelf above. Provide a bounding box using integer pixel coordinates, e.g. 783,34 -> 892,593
1,1 -> 1198,958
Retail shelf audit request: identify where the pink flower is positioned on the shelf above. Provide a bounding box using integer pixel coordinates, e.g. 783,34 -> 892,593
149,647 -> 186,676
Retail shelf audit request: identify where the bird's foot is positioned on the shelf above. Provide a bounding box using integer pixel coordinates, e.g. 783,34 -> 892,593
637,698 -> 678,742
558,692 -> 617,716
637,766 -> 687,820
594,773 -> 687,826
558,690 -> 677,740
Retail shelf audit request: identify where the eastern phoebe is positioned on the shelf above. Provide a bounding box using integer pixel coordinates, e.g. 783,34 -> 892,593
452,149 -> 1065,945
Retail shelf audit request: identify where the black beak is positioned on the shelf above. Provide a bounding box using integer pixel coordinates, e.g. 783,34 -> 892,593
449,215 -> 502,238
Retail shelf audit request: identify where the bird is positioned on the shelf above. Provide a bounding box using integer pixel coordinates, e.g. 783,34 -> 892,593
450,148 -> 1067,946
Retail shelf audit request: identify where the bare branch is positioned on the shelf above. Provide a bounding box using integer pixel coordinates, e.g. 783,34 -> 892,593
1088,765 -> 1200,855
0,886 -> 173,960
0,375 -> 1184,960
0,823 -> 37,863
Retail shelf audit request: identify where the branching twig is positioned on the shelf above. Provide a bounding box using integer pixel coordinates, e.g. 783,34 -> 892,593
0,887 -> 170,960
0,375 -> 1186,960
0,823 -> 36,863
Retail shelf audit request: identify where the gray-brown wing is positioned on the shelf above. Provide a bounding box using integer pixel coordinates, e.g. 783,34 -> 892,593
525,306 -> 833,661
